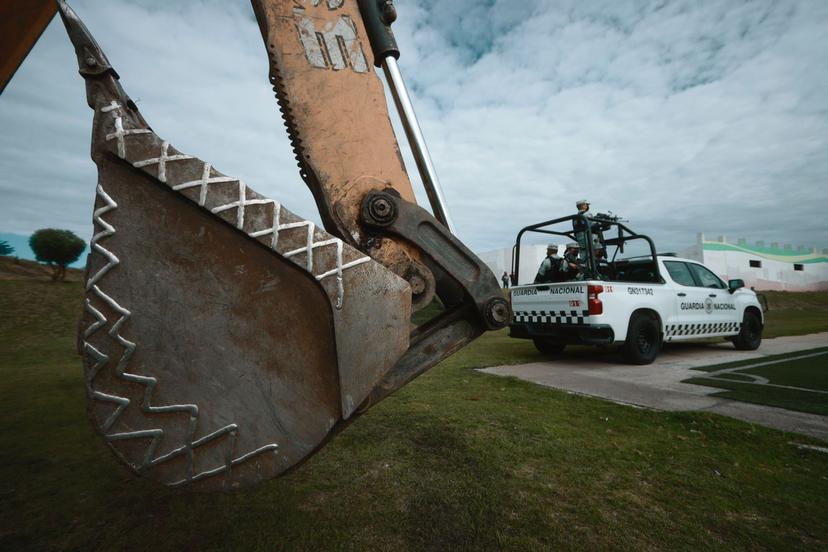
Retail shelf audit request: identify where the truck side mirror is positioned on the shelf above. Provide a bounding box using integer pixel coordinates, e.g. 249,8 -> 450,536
728,279 -> 745,293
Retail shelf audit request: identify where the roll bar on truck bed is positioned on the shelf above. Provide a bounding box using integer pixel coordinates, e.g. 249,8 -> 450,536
510,213 -> 661,284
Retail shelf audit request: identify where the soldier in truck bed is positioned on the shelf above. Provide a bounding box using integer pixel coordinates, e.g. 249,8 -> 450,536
534,244 -> 562,283
572,199 -> 591,259
560,243 -> 583,281
572,199 -> 608,261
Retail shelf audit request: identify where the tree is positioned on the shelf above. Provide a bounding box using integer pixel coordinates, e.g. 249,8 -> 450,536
0,240 -> 13,256
29,229 -> 86,282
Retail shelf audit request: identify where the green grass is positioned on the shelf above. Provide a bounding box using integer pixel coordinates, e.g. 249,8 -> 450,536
683,377 -> 828,417
689,348 -> 828,374
761,291 -> 828,338
2,280 -> 828,550
741,352 -> 828,391
684,348 -> 828,416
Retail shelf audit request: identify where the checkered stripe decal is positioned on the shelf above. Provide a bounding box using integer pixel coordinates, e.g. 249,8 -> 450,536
665,321 -> 742,337
513,310 -> 590,325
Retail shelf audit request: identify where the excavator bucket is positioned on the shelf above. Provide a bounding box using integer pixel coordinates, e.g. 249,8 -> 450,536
57,2 -> 410,490
53,0 -> 509,490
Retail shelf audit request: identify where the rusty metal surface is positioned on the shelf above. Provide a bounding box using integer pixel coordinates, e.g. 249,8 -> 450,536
251,0 -> 435,309
58,1 -> 410,490
364,307 -> 482,409
82,159 -> 339,490
353,192 -> 509,411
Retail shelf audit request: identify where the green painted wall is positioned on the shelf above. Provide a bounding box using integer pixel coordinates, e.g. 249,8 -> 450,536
702,241 -> 828,264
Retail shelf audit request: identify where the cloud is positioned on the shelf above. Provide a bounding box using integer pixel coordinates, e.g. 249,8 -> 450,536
1,0 -> 827,257
391,0 -> 828,251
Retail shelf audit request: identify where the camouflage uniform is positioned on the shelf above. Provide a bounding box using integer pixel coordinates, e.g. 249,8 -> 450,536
534,246 -> 561,283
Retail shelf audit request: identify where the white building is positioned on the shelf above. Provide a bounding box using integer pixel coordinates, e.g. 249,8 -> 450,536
681,234 -> 828,292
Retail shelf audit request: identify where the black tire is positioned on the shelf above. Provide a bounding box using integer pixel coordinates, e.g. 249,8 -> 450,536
732,310 -> 762,350
623,314 -> 661,365
533,338 -> 566,355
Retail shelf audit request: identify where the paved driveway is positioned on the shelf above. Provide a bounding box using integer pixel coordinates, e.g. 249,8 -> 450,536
479,333 -> 828,441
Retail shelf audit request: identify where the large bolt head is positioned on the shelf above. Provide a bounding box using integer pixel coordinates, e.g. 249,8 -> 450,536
484,297 -> 510,329
381,1 -> 397,24
373,198 -> 391,216
394,260 -> 435,312
363,192 -> 398,226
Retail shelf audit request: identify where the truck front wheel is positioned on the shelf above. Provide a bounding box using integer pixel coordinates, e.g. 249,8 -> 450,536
623,314 -> 661,365
533,338 -> 566,355
732,310 -> 762,350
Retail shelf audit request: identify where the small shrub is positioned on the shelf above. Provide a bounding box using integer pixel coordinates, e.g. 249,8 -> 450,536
0,240 -> 14,256
29,229 -> 86,282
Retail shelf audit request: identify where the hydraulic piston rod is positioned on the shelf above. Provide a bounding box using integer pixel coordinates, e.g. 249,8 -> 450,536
358,0 -> 455,234
381,56 -> 456,234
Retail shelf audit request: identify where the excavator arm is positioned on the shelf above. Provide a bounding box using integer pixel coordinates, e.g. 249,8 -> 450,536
38,0 -> 509,490
251,0 -> 450,311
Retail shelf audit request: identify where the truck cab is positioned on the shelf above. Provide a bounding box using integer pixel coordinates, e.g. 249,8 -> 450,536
508,215 -> 764,364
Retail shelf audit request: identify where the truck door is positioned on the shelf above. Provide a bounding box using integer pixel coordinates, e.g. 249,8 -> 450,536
662,260 -> 709,340
686,262 -> 738,335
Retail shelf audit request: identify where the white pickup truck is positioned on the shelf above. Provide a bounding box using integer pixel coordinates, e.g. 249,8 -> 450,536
509,254 -> 765,364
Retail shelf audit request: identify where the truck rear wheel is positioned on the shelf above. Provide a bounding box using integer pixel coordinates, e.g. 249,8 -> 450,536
732,310 -> 762,350
623,314 -> 661,365
533,338 -> 566,355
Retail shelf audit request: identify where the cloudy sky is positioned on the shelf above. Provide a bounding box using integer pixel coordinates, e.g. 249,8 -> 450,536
2,0 -> 827,255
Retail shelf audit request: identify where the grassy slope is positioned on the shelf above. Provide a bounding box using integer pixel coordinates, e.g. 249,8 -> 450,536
761,291 -> 828,338
0,255 -> 83,282
1,280 -> 828,550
